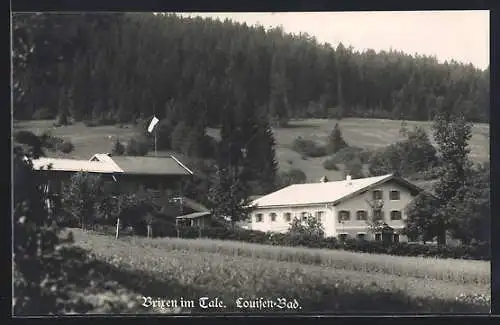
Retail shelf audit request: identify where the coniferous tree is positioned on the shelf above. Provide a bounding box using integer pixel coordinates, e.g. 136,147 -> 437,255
268,51 -> 289,127
241,114 -> 279,195
326,123 -> 348,155
208,105 -> 251,225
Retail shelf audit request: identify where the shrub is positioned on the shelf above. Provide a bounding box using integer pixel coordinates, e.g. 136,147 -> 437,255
291,137 -> 327,158
326,123 -> 348,155
323,157 -> 339,170
330,146 -> 372,165
111,138 -> 125,156
166,225 -> 489,260
343,156 -> 364,179
126,136 -> 149,156
58,140 -> 74,154
368,127 -> 438,177
276,168 -> 307,188
39,131 -> 64,152
14,130 -> 45,158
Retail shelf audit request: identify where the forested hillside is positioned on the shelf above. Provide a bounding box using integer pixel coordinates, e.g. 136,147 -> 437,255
13,13 -> 489,126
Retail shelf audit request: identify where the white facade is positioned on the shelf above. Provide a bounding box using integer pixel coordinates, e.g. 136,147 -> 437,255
248,175 -> 420,242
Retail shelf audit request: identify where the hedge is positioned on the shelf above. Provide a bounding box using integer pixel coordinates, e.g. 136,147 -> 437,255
80,222 -> 490,261
170,226 -> 490,261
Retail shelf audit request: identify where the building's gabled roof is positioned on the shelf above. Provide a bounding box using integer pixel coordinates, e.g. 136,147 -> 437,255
250,173 -> 424,208
32,157 -> 122,174
89,153 -> 193,176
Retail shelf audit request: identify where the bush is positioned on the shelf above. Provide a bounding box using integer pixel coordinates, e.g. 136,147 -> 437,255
126,136 -> 149,156
291,137 -> 327,158
276,168 -> 307,188
368,127 -> 438,177
323,157 -> 339,170
58,140 -> 74,154
39,131 -> 64,152
326,123 -> 348,155
111,139 -> 125,156
330,146 -> 372,165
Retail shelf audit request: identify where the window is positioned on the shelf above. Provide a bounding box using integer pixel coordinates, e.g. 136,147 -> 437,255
315,211 -> 325,222
390,210 -> 402,221
357,233 -> 366,240
338,233 -> 348,242
375,233 -> 382,241
284,212 -> 292,222
372,190 -> 383,200
393,234 -> 400,243
301,212 -> 309,221
374,210 -> 384,221
356,210 -> 367,221
390,190 -> 400,200
269,213 -> 277,222
255,213 -> 263,222
338,210 -> 350,222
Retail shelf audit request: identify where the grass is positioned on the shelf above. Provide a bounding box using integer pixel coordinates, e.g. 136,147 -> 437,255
13,118 -> 489,183
68,229 -> 490,314
106,233 -> 490,286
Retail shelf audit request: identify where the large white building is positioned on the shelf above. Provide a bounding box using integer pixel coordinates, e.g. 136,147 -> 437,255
247,173 -> 425,242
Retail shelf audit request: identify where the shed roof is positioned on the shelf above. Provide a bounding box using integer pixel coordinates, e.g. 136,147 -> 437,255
250,173 -> 423,208
89,154 -> 193,176
32,157 -> 122,174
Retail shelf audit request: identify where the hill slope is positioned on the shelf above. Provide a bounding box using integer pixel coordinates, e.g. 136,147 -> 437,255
14,118 -> 489,189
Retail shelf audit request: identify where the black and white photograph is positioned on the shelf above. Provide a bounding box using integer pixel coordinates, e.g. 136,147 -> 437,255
12,10 -> 490,315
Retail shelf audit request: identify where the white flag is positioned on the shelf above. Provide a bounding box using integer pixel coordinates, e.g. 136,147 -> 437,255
147,116 -> 159,133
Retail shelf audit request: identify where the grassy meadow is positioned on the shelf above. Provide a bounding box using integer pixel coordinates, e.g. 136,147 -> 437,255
66,229 -> 490,314
13,118 -> 489,185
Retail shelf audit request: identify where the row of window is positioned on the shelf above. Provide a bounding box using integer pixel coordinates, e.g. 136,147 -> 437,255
373,190 -> 400,201
254,210 -> 402,223
338,210 -> 402,221
255,211 -> 325,223
339,233 -> 400,243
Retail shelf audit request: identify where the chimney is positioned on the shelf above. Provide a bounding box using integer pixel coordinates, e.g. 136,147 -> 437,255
346,175 -> 352,185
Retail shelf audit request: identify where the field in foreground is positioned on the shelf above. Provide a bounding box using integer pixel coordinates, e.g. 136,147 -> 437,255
65,229 -> 490,314
14,118 -> 489,183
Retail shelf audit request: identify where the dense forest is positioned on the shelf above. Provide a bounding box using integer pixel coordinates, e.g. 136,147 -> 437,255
13,12 -> 489,126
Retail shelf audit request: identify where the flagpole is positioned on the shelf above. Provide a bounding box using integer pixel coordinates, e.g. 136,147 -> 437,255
154,126 -> 158,156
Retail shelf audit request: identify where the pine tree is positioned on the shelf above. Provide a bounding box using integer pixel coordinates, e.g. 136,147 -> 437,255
241,114 -> 279,195
326,123 -> 348,155
269,51 -> 289,127
208,105 -> 251,225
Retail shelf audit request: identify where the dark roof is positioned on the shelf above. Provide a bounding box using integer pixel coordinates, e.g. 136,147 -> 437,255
110,156 -> 193,176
